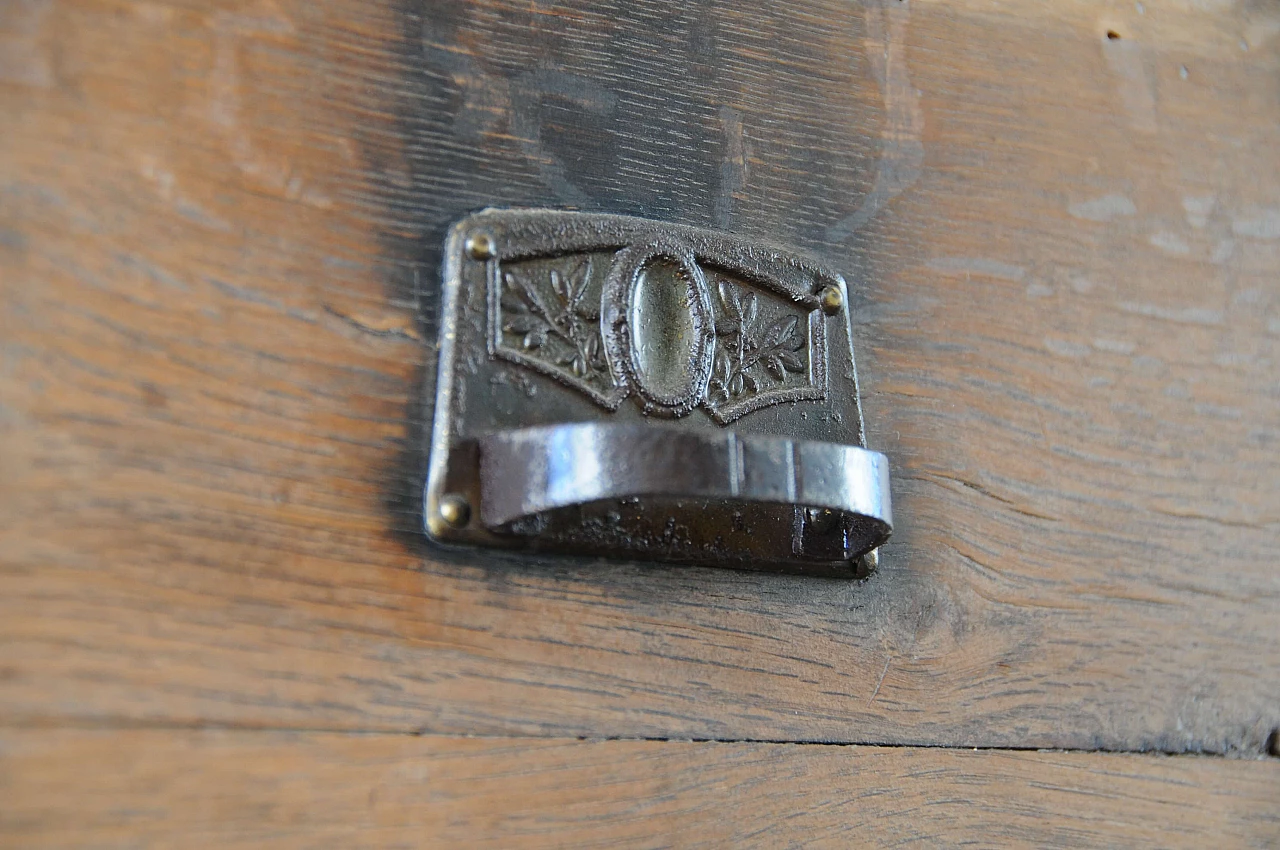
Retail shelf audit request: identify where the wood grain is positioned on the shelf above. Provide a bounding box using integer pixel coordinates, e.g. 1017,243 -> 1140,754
1,0 -> 1279,755
2,731 -> 1277,848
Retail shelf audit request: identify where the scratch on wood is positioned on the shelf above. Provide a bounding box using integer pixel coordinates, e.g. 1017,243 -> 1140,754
421,14 -> 510,138
715,105 -> 746,230
1149,231 -> 1191,256
1117,302 -> 1223,326
1101,33 -> 1157,133
867,655 -> 891,707
137,155 -> 231,231
1232,209 -> 1280,240
1182,195 -> 1215,229
509,67 -> 618,208
826,0 -> 923,242
208,5 -> 331,208
1068,194 -> 1136,222
926,257 -> 1026,282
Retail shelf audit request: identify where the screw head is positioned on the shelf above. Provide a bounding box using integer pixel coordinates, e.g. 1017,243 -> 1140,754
465,232 -> 496,261
819,284 -> 844,316
438,493 -> 471,528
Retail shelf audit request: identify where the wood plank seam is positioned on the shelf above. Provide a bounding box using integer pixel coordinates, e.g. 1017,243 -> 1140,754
1,720 -> 1277,762
3,730 -> 1278,848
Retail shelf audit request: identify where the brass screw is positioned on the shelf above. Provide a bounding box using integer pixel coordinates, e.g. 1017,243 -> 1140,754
465,232 -> 496,261
438,493 -> 471,528
819,284 -> 844,316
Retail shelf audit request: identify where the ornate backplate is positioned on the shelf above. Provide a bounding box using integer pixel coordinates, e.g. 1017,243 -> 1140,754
424,209 -> 891,577
490,243 -> 827,423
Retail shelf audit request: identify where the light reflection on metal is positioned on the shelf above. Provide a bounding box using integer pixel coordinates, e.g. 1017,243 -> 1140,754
425,209 -> 892,578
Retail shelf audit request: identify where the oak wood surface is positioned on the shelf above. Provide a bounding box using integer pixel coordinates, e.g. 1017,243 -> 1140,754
2,0 -> 1279,761
3,730 -> 1278,848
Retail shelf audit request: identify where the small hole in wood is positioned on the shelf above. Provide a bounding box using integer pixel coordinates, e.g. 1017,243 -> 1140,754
1106,30 -> 1122,40
1268,729 -> 1280,758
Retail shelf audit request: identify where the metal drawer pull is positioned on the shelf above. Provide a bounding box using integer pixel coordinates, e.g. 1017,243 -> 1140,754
479,423 -> 892,554
425,209 -> 893,577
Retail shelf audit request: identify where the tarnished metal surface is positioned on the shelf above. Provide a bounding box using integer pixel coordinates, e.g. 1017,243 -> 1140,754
424,209 -> 892,577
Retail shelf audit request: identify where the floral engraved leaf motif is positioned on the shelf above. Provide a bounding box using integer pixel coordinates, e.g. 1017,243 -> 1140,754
778,350 -> 806,373
763,315 -> 800,349
523,327 -> 548,350
563,258 -> 592,313
502,273 -> 535,312
716,281 -> 743,334
709,346 -> 731,401
499,259 -> 612,385
549,269 -> 568,301
501,271 -> 552,341
510,271 -> 557,323
741,292 -> 758,329
718,280 -> 740,315
714,346 -> 731,383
